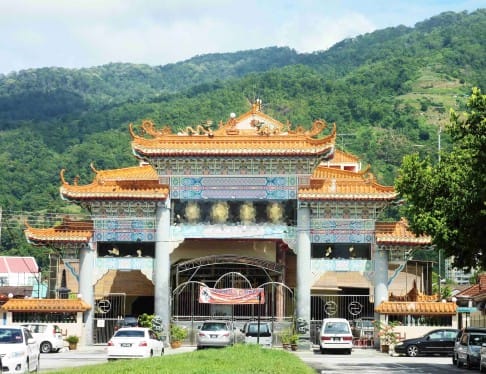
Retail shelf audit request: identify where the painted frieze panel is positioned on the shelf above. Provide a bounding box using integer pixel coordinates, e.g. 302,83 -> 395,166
311,219 -> 375,243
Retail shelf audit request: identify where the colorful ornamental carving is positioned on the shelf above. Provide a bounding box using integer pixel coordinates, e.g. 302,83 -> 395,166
129,104 -> 337,158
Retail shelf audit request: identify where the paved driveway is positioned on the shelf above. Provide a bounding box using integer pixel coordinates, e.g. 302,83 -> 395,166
293,347 -> 461,373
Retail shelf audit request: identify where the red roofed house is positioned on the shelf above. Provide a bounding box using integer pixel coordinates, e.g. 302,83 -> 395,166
454,273 -> 486,328
0,256 -> 40,301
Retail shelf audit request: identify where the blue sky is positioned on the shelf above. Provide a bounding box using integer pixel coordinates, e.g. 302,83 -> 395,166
0,0 -> 484,75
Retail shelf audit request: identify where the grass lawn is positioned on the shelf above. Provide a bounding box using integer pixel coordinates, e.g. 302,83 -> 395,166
47,344 -> 315,374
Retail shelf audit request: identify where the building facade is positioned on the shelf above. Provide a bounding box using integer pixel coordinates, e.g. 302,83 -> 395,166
24,102 -> 440,345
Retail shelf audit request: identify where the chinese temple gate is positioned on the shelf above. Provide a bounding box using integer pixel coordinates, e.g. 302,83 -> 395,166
25,101 -> 433,345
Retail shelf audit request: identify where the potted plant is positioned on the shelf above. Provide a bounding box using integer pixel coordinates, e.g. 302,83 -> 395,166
170,324 -> 187,348
373,320 -> 401,353
289,333 -> 299,351
65,335 -> 79,350
279,328 -> 292,350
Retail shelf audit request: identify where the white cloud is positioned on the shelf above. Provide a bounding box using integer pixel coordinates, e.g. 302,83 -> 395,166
0,0 -> 482,74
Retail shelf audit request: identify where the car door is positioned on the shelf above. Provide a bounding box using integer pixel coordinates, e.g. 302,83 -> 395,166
442,330 -> 458,353
149,330 -> 162,355
420,330 -> 443,354
23,328 -> 38,370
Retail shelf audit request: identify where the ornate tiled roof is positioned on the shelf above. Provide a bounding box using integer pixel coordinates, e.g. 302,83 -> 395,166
376,218 -> 431,245
375,301 -> 456,315
24,217 -> 93,244
130,102 -> 336,158
299,165 -> 397,201
330,149 -> 360,164
60,163 -> 168,201
1,298 -> 91,312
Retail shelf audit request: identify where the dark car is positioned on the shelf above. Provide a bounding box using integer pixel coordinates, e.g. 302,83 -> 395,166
114,316 -> 139,331
394,328 -> 459,357
453,327 -> 486,365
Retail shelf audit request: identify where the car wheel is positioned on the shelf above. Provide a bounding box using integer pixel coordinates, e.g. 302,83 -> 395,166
346,349 -> 352,355
40,341 -> 53,353
452,354 -> 457,365
457,357 -> 463,368
320,347 -> 325,354
406,345 -> 419,357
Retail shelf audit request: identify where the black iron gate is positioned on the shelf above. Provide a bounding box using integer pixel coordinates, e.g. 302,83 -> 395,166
310,294 -> 374,345
92,293 -> 126,344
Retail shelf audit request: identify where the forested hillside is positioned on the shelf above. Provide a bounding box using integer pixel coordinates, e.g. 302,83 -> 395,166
0,9 -> 485,265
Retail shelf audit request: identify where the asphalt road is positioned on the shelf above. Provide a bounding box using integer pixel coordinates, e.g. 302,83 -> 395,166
39,345 -> 464,373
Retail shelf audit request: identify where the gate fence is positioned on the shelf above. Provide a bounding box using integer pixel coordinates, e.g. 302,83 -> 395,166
92,293 -> 126,344
172,275 -> 295,345
310,294 -> 374,345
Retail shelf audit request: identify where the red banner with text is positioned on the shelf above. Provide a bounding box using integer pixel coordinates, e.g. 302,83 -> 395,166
198,287 -> 265,304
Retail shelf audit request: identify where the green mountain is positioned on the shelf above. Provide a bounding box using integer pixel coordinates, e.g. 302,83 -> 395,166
0,9 -> 484,217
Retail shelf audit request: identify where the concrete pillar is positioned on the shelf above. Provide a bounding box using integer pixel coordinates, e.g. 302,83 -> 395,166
154,200 -> 171,337
79,243 -> 95,345
374,248 -> 389,308
373,247 -> 389,348
296,205 -> 311,348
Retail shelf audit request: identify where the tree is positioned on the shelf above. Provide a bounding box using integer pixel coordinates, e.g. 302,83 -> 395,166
396,87 -> 485,269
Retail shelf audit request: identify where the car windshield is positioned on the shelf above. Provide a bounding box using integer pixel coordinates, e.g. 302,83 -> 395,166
114,330 -> 144,338
324,322 -> 350,334
202,323 -> 228,331
469,334 -> 486,346
0,329 -> 23,344
248,324 -> 269,334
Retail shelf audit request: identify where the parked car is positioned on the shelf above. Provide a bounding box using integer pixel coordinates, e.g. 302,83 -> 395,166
196,320 -> 235,349
456,330 -> 486,369
107,327 -> 164,360
350,317 -> 374,339
394,328 -> 458,357
21,323 -> 65,353
319,318 -> 353,354
241,322 -> 272,348
453,327 -> 486,365
114,316 -> 139,331
0,325 -> 40,373
480,342 -> 486,372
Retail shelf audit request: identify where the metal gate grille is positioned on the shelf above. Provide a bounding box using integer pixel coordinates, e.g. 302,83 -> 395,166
310,294 -> 374,345
93,293 -> 126,344
172,276 -> 294,345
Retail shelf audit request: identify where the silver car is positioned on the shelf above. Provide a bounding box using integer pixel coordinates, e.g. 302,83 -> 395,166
480,342 -> 486,372
456,331 -> 486,369
196,321 -> 235,349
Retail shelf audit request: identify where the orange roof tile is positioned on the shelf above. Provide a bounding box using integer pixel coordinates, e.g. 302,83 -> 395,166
1,298 -> 91,312
375,301 -> 456,315
24,217 -> 93,244
299,166 -> 397,201
60,164 -> 169,201
130,105 -> 336,158
328,149 -> 360,164
376,218 -> 431,245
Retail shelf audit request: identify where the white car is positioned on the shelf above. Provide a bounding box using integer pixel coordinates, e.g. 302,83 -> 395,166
196,321 -> 235,349
0,325 -> 40,373
107,327 -> 164,360
21,323 -> 65,353
241,322 -> 272,348
319,318 -> 353,354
